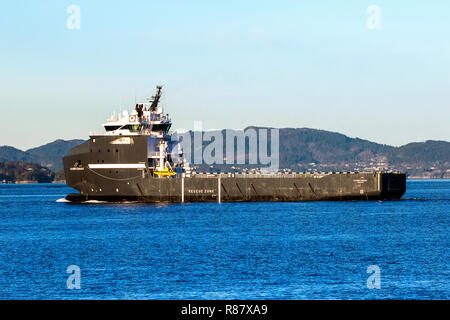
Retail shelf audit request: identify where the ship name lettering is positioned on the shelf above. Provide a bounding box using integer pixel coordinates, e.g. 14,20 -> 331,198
187,189 -> 215,194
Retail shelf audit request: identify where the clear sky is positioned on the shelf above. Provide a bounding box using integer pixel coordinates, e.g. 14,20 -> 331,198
1,0 -> 449,150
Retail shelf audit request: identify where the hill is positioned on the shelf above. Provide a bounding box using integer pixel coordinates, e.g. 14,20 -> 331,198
0,139 -> 85,172
26,139 -> 85,171
0,161 -> 54,183
388,140 -> 450,164
0,146 -> 34,162
0,130 -> 448,181
179,127 -> 449,178
277,128 -> 393,166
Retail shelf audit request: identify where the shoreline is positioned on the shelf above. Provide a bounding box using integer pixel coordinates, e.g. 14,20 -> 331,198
0,181 -> 67,185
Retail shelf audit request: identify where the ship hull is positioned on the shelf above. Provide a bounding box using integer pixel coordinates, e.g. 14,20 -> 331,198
63,138 -> 406,203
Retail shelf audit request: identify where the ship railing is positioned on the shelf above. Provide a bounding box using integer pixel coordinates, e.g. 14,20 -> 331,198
148,152 -> 161,158
89,130 -> 156,136
187,171 -> 389,178
89,131 -> 140,136
148,114 -> 169,121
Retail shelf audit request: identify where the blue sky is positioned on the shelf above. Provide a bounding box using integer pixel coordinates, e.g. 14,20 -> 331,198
1,0 -> 449,149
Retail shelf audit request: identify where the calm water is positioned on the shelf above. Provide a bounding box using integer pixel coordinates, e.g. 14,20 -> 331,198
0,180 -> 448,300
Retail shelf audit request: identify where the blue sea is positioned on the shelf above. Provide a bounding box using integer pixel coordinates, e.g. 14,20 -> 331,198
0,180 -> 448,300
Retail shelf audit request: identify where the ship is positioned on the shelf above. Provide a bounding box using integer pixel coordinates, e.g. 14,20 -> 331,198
63,86 -> 406,203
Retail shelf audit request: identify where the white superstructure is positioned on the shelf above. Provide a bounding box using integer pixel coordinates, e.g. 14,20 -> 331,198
90,86 -> 181,174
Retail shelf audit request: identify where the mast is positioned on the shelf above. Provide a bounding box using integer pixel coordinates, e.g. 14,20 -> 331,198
149,85 -> 163,111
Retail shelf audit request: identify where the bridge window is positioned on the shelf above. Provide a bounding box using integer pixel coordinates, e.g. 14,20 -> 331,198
151,123 -> 171,134
105,125 -> 121,132
122,124 -> 142,132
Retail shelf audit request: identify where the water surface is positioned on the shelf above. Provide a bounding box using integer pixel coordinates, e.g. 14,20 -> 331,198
0,180 -> 448,299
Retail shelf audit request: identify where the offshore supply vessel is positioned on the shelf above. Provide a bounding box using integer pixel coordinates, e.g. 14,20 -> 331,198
63,86 -> 406,203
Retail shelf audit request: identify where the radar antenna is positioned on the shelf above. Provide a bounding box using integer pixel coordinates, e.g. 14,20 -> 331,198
149,85 -> 163,112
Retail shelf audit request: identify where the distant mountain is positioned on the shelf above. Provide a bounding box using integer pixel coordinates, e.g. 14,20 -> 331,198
277,128 -> 394,167
388,140 -> 450,165
26,139 -> 85,171
0,129 -> 448,181
180,127 -> 449,178
0,146 -> 34,163
276,129 -> 449,168
0,139 -> 85,172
